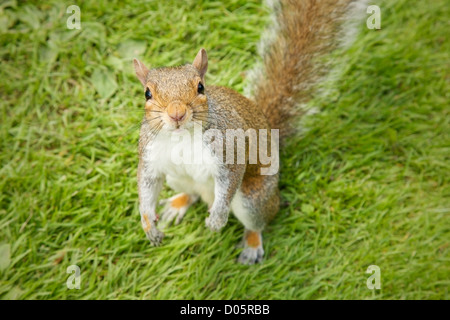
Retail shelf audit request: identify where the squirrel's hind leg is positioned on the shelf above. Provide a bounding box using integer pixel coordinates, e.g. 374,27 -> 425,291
238,230 -> 264,265
231,174 -> 280,264
159,193 -> 199,226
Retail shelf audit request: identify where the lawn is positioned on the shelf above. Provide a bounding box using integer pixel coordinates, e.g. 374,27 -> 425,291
0,0 -> 448,299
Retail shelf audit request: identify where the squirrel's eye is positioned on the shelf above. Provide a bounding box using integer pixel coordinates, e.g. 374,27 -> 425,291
145,88 -> 152,100
197,82 -> 204,95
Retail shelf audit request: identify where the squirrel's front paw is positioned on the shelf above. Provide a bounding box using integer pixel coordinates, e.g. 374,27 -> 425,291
145,226 -> 165,246
205,213 -> 228,232
141,215 -> 164,246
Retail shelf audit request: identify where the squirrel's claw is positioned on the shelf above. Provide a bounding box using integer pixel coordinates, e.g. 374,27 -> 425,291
159,193 -> 197,227
141,215 -> 164,246
145,227 -> 165,246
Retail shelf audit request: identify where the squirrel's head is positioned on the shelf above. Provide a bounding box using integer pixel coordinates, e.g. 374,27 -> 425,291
133,48 -> 208,132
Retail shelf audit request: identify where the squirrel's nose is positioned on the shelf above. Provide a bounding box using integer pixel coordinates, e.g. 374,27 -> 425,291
167,103 -> 187,122
169,112 -> 186,122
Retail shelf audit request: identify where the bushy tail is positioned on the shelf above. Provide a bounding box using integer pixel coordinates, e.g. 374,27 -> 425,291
249,0 -> 359,141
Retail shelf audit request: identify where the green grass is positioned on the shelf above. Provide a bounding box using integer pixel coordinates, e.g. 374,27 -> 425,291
0,0 -> 448,299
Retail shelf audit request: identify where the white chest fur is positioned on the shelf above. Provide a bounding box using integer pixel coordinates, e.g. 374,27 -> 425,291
142,129 -> 218,201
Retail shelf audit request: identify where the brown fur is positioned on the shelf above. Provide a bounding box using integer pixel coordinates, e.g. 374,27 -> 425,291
171,193 -> 190,209
143,215 -> 151,232
253,0 -> 354,142
246,231 -> 261,248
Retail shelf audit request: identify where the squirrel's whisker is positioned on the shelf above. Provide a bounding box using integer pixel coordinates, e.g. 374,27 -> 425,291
147,100 -> 165,110
145,116 -> 162,123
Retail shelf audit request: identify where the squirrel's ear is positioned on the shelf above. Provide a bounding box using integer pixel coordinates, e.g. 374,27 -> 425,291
133,58 -> 149,87
192,48 -> 208,82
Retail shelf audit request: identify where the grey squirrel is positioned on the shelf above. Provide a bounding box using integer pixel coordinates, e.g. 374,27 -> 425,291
133,0 -> 356,264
